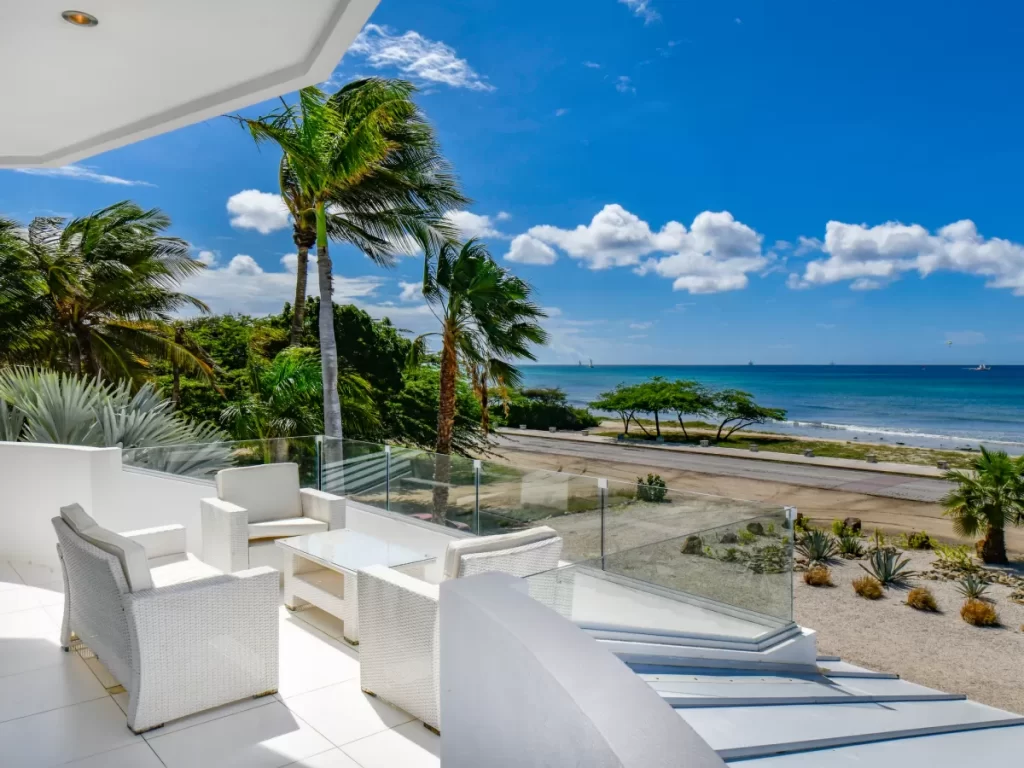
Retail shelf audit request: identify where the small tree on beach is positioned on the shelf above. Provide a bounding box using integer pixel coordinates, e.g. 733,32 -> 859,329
942,447 -> 1024,565
711,389 -> 786,443
590,384 -> 640,434
665,380 -> 716,440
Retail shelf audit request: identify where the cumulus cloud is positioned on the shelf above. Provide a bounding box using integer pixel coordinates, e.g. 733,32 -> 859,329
444,210 -> 508,240
525,204 -> 768,293
227,190 -> 290,234
181,253 -> 382,316
505,234 -> 558,265
496,211 -> 512,221
619,0 -> 660,24
789,219 -> 1024,295
398,281 -> 423,302
348,24 -> 494,91
195,250 -> 217,266
15,164 -> 154,187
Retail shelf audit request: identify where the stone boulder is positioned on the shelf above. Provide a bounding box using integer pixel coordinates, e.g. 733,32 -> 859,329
842,517 -> 862,534
681,535 -> 704,555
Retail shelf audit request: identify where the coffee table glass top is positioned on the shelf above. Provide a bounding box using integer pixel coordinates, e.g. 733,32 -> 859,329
276,529 -> 434,573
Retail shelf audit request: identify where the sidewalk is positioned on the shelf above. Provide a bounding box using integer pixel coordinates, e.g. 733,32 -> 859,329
496,428 -> 946,479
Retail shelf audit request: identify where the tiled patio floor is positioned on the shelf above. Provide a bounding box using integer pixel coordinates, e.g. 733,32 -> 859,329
0,560 -> 440,768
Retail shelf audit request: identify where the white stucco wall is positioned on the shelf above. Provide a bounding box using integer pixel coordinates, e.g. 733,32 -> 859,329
439,572 -> 727,768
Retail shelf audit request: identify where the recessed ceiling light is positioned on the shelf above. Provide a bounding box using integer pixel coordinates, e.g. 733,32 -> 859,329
62,10 -> 98,27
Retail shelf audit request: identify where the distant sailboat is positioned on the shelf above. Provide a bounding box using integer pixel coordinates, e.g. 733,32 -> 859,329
589,358 -> 594,369
973,362 -> 991,371
748,360 -> 754,366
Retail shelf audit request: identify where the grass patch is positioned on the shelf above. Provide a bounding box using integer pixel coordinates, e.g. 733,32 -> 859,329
906,587 -> 938,612
853,575 -> 884,599
961,599 -> 999,627
804,565 -> 834,587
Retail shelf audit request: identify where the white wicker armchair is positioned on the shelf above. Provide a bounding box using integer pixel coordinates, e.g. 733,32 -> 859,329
201,462 -> 345,573
53,504 -> 279,734
358,526 -> 565,732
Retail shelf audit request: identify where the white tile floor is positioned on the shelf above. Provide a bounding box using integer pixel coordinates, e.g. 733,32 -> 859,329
0,560 -> 440,768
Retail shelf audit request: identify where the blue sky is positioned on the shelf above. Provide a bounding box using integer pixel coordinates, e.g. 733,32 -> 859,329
4,0 -> 1024,365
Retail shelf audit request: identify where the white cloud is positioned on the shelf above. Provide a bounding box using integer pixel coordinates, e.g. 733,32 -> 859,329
196,250 -> 217,266
496,211 -> 511,221
348,24 -> 494,91
181,253 -> 382,316
628,334 -> 648,339
398,280 -> 423,302
790,219 -> 1024,295
945,330 -> 987,346
583,61 -> 602,69
227,190 -> 290,234
505,234 -> 558,265
444,210 -> 508,239
629,322 -> 653,330
14,164 -> 154,187
615,75 -> 636,94
525,206 -> 768,294
555,108 -> 569,117
619,0 -> 660,24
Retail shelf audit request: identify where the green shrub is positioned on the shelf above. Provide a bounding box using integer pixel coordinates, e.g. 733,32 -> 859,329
636,473 -> 668,503
859,549 -> 916,588
838,533 -> 865,558
796,530 -> 838,565
498,387 -> 600,431
831,519 -> 851,537
933,543 -> 977,573
747,543 -> 790,574
901,531 -> 933,550
738,528 -> 758,545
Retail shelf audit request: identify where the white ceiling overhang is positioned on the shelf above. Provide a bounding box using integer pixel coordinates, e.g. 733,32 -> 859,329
0,0 -> 380,167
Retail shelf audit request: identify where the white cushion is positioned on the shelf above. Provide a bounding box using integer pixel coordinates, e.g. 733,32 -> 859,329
442,526 -> 558,581
148,553 -> 222,588
216,463 -> 301,524
248,517 -> 328,540
77,525 -> 154,593
60,503 -> 98,535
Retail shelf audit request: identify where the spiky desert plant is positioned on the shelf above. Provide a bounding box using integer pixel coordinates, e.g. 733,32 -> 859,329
796,529 -> 839,565
960,599 -> 998,626
838,533 -> 865,558
906,587 -> 938,612
852,575 -> 883,599
803,565 -> 834,587
955,574 -> 992,602
859,548 -> 916,588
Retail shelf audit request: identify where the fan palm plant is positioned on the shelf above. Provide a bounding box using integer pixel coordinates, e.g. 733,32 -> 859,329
234,80 -> 466,435
0,203 -> 213,381
942,447 -> 1024,564
411,240 -> 547,521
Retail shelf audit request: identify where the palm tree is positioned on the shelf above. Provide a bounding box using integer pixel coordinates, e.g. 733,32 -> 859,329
235,80 -> 466,435
0,202 -> 214,381
413,240 -> 547,520
942,447 -> 1024,564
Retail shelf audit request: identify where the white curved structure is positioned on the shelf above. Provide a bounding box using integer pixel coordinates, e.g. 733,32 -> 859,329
0,0 -> 379,167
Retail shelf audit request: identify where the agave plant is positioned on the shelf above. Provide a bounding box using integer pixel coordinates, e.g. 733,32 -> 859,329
859,548 -> 916,588
0,367 -> 231,475
838,533 -> 865,558
955,574 -> 992,602
796,529 -> 839,565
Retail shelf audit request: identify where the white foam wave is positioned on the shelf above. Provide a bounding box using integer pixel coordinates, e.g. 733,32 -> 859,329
778,419 -> 1024,448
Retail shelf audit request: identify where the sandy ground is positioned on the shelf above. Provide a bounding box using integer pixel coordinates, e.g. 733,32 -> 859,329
795,551 -> 1024,714
490,445 -> 1024,554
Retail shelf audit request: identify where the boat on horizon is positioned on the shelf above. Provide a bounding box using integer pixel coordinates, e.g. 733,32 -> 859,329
972,362 -> 992,371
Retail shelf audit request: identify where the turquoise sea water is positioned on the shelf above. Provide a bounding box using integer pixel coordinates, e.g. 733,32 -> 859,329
518,365 -> 1024,452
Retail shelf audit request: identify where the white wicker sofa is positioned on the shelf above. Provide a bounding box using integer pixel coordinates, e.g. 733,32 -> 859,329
53,504 -> 279,734
358,526 -> 564,731
201,462 -> 345,573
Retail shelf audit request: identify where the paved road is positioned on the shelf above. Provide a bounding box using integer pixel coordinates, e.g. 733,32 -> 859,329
491,434 -> 953,503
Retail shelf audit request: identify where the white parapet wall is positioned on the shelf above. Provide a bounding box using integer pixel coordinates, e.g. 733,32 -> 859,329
439,571 -> 727,768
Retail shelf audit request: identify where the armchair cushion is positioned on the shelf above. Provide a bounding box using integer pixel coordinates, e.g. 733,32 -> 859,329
77,524 -> 154,593
216,462 -> 301,523
248,517 -> 328,540
60,503 -> 98,535
122,524 -> 187,559
148,553 -> 222,588
442,526 -> 558,581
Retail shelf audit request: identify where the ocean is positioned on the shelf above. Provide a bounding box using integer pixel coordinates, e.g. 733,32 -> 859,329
518,365 -> 1024,453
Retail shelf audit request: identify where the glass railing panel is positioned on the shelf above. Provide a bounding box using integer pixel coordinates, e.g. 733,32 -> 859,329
121,435 -> 320,485
319,437 -> 389,502
526,512 -> 794,637
477,462 -> 602,558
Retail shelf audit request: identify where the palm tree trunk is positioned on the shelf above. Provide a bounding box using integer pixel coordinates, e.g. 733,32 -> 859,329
315,202 -> 343,439
74,326 -> 95,377
980,524 -> 1008,564
432,321 -> 459,524
480,380 -> 490,436
290,245 -> 310,346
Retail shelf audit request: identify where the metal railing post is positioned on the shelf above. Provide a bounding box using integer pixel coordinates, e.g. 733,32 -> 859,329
385,445 -> 392,512
315,435 -> 323,491
473,459 -> 482,535
598,478 -> 608,570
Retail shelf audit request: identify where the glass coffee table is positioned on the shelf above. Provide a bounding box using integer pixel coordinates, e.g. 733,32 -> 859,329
277,529 -> 435,645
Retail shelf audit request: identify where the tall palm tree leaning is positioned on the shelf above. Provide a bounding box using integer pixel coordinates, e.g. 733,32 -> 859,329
413,240 -> 548,521
0,202 -> 214,382
942,447 -> 1024,564
235,80 -> 467,437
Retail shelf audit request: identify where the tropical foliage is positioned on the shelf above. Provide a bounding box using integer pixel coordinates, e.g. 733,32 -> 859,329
0,202 -> 213,381
235,80 -> 465,437
942,447 -> 1024,564
496,387 -> 599,432
859,548 -> 916,588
